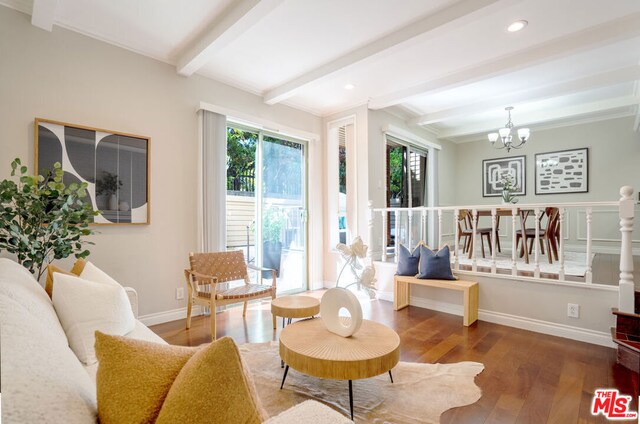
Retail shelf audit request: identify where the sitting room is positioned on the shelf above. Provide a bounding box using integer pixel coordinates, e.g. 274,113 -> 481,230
1,0 -> 640,423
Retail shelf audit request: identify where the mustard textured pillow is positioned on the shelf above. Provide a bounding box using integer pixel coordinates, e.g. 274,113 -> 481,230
156,336 -> 266,424
95,332 -> 197,424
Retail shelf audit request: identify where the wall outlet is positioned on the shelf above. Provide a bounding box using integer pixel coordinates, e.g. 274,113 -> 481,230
176,287 -> 184,300
567,303 -> 579,318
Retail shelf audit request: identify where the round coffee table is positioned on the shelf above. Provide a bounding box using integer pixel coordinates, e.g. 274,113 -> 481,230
271,295 -> 320,327
279,318 -> 400,419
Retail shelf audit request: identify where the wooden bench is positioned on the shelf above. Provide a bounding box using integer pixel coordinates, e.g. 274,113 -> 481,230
393,276 -> 479,326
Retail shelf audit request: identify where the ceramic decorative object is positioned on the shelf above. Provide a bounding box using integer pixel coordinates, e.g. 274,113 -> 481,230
119,201 -> 130,212
320,287 -> 363,337
108,194 -> 118,211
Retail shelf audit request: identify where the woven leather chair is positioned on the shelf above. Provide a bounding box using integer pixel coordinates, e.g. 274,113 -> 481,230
184,250 -> 277,339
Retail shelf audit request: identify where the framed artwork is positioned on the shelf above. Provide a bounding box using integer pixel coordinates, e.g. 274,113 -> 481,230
535,148 -> 588,195
35,118 -> 150,225
482,156 -> 526,197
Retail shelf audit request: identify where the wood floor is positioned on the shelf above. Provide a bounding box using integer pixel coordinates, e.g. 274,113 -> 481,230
151,297 -> 639,423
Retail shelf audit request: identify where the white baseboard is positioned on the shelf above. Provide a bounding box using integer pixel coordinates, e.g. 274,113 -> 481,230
377,291 -> 394,302
139,306 -> 203,326
407,296 -> 614,348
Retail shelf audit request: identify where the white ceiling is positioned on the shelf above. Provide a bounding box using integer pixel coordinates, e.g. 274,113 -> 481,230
3,0 -> 640,141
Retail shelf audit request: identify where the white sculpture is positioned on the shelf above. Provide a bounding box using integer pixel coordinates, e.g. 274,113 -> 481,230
319,237 -> 377,338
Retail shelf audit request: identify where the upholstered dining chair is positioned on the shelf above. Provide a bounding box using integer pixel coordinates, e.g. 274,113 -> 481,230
184,250 -> 277,340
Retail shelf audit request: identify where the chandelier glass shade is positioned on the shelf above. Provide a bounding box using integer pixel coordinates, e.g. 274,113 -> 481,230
487,107 -> 530,153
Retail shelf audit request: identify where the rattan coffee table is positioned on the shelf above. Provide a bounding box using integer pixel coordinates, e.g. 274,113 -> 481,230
279,318 -> 400,419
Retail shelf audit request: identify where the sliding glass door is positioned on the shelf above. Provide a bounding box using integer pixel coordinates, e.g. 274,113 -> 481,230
225,126 -> 308,293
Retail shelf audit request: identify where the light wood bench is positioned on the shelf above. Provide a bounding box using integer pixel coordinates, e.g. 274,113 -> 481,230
394,275 -> 479,326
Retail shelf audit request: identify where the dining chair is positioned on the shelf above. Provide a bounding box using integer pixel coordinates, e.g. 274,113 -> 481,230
183,250 -> 277,339
458,210 -> 494,258
515,207 -> 559,264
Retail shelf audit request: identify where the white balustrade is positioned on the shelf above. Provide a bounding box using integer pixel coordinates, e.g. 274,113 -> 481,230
369,187 -> 634,315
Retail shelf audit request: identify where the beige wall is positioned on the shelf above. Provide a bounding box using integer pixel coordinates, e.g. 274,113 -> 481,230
0,7 -> 322,317
451,117 -> 640,254
454,116 -> 640,205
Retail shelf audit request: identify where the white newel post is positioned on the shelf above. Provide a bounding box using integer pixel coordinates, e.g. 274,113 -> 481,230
618,186 -> 635,313
438,209 -> 443,248
491,208 -> 497,274
534,207 -> 541,279
407,210 -> 413,249
511,208 -> 518,276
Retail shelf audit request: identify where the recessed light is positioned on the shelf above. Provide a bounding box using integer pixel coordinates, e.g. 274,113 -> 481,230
344,83 -> 355,90
507,20 -> 528,32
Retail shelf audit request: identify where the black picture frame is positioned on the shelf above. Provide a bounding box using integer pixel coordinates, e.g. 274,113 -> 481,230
482,156 -> 526,197
535,148 -> 588,195
35,118 -> 150,225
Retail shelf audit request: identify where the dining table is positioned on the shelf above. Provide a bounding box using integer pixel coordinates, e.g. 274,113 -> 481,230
468,208 -> 540,264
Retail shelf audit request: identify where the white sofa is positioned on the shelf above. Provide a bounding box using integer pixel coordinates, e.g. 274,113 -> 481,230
0,258 -> 350,423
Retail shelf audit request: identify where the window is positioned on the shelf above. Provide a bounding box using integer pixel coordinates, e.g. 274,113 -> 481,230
338,125 -> 348,244
386,135 -> 428,247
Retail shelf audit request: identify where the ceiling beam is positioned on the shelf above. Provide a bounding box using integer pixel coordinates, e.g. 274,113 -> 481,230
408,66 -> 640,126
31,0 -> 58,32
263,0 -> 509,105
176,0 -> 284,77
369,12 -> 640,110
437,96 -> 640,139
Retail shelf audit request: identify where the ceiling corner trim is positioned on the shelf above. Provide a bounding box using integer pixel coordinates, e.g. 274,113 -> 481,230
31,0 -> 57,32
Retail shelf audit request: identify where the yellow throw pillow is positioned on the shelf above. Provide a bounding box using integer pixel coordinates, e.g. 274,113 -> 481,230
95,332 -> 196,424
44,259 -> 87,298
156,336 -> 266,424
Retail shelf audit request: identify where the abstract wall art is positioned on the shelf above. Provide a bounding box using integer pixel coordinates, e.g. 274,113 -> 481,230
35,118 -> 150,224
482,156 -> 526,197
535,148 -> 588,195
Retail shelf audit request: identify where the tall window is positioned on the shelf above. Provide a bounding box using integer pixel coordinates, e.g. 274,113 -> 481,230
338,125 -> 348,244
386,136 -> 428,247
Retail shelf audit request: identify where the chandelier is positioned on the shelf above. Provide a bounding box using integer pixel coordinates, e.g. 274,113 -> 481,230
487,106 -> 530,153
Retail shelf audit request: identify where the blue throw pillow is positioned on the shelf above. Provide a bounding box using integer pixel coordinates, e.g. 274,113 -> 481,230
417,245 -> 456,280
396,244 -> 420,276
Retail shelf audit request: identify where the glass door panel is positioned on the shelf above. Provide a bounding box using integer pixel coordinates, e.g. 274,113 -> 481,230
260,135 -> 307,293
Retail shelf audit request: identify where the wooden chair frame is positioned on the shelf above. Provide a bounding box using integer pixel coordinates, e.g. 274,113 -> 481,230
184,250 -> 277,340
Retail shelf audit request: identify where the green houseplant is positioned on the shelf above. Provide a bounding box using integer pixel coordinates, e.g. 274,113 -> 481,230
261,206 -> 286,278
0,158 -> 97,280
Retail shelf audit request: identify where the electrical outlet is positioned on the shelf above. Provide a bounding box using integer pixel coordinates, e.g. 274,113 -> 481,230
176,287 -> 184,300
567,303 -> 579,318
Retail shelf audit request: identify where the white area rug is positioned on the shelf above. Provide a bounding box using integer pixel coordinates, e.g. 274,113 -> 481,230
240,341 -> 484,423
452,250 -> 595,277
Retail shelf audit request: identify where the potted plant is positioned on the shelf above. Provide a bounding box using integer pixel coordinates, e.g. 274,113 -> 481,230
96,171 -> 122,210
0,158 -> 97,280
262,206 -> 286,278
500,173 -> 519,204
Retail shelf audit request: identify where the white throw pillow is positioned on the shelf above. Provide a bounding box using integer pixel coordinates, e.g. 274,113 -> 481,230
80,261 -> 122,287
52,272 -> 136,365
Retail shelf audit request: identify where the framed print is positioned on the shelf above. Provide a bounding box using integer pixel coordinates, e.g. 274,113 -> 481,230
535,148 -> 588,195
35,118 -> 150,225
482,156 -> 526,197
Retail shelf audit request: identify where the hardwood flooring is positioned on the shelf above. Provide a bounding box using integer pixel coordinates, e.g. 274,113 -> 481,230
151,296 -> 639,423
